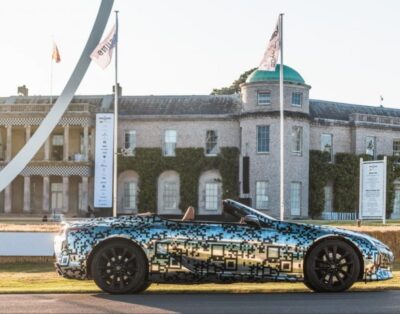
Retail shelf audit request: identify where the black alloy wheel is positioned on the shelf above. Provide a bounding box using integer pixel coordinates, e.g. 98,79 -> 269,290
91,240 -> 147,294
304,239 -> 360,292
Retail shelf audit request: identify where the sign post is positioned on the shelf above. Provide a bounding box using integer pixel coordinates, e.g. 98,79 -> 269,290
359,156 -> 387,224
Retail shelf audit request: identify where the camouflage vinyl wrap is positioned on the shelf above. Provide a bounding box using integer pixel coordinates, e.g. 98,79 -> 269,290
54,200 -> 394,284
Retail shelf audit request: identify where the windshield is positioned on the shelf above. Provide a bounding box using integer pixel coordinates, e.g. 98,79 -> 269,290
223,199 -> 276,221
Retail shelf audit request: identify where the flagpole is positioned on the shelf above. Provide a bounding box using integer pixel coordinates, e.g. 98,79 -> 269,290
279,13 -> 285,221
112,10 -> 119,218
50,56 -> 53,104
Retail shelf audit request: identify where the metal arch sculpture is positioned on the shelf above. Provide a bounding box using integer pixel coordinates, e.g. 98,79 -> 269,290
0,0 -> 114,192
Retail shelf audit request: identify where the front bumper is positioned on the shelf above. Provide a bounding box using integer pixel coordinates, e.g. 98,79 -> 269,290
54,234 -> 87,279
363,247 -> 394,281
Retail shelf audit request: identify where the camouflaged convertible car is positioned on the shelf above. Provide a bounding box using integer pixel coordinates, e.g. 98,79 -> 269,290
55,199 -> 394,293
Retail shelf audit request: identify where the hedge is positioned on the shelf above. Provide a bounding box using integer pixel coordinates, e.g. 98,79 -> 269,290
309,151 -> 399,218
118,147 -> 240,213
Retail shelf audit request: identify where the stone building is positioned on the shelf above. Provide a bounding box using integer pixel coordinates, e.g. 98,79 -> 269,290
1,65 -> 400,218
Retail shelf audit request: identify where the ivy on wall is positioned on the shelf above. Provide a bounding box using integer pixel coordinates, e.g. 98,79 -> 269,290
118,147 -> 240,213
309,150 -> 399,218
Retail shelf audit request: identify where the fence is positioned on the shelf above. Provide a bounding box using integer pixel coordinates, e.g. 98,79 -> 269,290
320,212 -> 357,220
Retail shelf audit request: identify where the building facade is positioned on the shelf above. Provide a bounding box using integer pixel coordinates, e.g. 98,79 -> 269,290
1,65 -> 400,218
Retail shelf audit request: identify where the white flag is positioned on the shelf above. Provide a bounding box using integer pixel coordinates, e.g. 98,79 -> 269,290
258,19 -> 280,71
90,24 -> 117,69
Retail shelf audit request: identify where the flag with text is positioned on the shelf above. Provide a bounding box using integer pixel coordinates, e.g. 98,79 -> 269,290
258,19 -> 280,71
90,24 -> 117,69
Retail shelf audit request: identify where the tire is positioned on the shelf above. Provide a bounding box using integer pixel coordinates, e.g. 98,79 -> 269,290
91,240 -> 147,294
304,239 -> 360,292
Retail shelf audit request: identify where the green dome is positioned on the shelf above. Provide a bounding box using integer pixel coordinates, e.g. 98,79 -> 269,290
246,65 -> 305,84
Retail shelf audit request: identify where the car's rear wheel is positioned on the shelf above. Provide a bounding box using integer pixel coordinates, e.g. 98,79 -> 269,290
91,240 -> 148,294
304,239 -> 360,292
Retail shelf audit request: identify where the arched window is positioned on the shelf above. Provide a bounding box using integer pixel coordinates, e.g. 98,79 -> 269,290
118,170 -> 139,213
198,170 -> 222,215
157,170 -> 180,214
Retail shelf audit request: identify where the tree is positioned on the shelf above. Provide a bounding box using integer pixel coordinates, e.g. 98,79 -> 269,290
211,68 -> 257,95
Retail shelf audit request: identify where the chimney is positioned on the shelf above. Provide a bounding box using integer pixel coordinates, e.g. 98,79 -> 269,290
17,85 -> 28,96
112,83 -> 122,97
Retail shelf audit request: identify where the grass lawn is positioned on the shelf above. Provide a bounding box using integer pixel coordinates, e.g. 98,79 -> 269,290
0,263 -> 399,294
1,218 -> 400,233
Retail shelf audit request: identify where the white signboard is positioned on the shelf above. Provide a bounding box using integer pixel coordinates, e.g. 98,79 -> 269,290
359,157 -> 387,222
94,113 -> 114,208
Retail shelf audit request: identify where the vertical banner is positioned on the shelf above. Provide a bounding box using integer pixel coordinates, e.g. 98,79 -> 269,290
94,113 -> 114,208
359,157 -> 387,223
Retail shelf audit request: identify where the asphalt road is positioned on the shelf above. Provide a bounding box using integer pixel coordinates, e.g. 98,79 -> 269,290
0,291 -> 399,314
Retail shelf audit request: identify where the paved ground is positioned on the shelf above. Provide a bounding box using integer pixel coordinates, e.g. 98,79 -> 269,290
0,291 -> 399,314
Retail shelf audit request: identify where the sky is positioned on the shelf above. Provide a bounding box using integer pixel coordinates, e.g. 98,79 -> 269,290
1,0 -> 400,108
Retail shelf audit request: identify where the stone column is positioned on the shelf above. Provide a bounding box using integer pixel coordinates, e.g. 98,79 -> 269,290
4,184 -> 12,213
81,176 -> 89,212
25,125 -> 31,142
63,125 -> 69,161
44,137 -> 50,161
43,176 -> 50,212
62,176 -> 69,213
83,125 -> 89,161
90,127 -> 96,161
23,176 -> 31,213
5,125 -> 12,161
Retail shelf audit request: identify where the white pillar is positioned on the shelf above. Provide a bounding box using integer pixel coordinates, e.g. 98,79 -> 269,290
25,125 -> 31,142
6,125 -> 12,161
62,176 -> 69,213
81,176 -> 89,212
44,137 -> 50,161
23,176 -> 31,213
90,127 -> 95,161
83,125 -> 89,161
4,184 -> 11,213
63,125 -> 69,161
43,176 -> 50,212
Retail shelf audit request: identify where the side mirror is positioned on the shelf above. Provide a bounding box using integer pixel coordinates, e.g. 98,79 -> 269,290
243,215 -> 261,228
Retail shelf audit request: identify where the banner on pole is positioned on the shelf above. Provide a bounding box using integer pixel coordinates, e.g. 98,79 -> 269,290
258,18 -> 280,71
94,113 -> 114,208
359,158 -> 387,221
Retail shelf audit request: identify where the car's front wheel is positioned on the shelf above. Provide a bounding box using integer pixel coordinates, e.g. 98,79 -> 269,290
304,239 -> 360,292
91,240 -> 148,294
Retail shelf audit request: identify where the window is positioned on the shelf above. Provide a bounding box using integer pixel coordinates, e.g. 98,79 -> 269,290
257,91 -> 271,106
124,130 -> 136,155
365,136 -> 376,158
291,126 -> 303,155
51,183 -> 63,211
52,134 -> 64,160
163,130 -> 177,156
290,182 -> 301,216
291,92 -> 303,107
205,183 -> 219,210
393,189 -> 400,218
256,125 -> 270,153
321,133 -> 333,161
256,181 -> 269,209
205,130 -> 218,156
163,182 -> 178,210
123,182 -> 137,210
393,139 -> 400,156
323,185 -> 333,213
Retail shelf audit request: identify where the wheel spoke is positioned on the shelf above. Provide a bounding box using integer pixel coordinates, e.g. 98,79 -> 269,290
332,245 -> 338,262
324,247 -> 332,262
111,248 -> 118,259
101,253 -> 111,263
328,273 -> 334,287
336,273 -> 345,285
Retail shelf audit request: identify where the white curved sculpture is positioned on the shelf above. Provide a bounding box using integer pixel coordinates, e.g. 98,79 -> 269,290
0,0 -> 114,192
